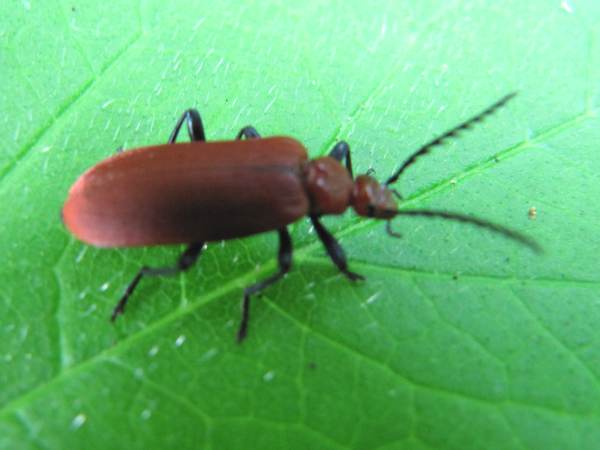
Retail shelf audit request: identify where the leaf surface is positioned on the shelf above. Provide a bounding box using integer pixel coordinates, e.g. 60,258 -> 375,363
1,1 -> 600,449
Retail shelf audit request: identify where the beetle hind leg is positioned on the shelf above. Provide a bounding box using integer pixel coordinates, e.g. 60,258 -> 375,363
111,242 -> 205,321
237,228 -> 292,343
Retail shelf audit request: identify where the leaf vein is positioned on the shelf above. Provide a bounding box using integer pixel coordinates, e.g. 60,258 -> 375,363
409,277 -> 509,369
507,287 -> 600,395
316,0 -> 462,156
106,359 -> 212,424
0,30 -> 143,187
263,297 -> 595,420
302,255 -> 600,288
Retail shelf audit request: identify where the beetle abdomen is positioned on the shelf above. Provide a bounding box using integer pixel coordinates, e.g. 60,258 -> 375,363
63,137 -> 310,247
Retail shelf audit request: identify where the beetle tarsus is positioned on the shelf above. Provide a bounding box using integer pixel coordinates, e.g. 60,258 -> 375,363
111,242 -> 204,322
310,215 -> 364,281
237,293 -> 251,343
111,270 -> 144,321
236,228 -> 292,343
342,269 -> 365,282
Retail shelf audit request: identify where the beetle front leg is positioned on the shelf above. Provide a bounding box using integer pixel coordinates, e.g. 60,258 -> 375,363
310,215 -> 364,281
236,126 -> 260,139
237,227 -> 292,343
111,242 -> 205,321
169,109 -> 206,143
328,141 -> 354,178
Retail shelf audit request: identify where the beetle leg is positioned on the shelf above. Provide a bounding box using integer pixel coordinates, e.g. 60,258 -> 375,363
111,242 -> 205,321
328,141 -> 354,179
236,126 -> 261,139
310,215 -> 364,281
168,109 -> 206,143
237,227 -> 292,343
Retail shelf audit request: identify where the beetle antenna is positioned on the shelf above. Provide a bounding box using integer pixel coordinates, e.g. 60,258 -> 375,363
385,92 -> 517,186
386,208 -> 541,253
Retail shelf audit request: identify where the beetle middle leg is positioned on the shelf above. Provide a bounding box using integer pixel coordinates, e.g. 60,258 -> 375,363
237,227 -> 292,342
310,215 -> 364,281
169,109 -> 206,143
328,141 -> 354,178
111,242 -> 205,321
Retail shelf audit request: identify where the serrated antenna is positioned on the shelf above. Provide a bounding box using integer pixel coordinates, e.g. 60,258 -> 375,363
385,92 -> 517,186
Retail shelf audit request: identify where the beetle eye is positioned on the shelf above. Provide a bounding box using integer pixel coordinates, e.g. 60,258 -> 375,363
367,205 -> 375,217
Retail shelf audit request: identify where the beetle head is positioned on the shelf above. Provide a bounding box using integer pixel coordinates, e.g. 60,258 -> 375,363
351,175 -> 398,219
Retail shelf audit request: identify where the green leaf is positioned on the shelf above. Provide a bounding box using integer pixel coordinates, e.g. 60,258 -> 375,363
1,0 -> 599,449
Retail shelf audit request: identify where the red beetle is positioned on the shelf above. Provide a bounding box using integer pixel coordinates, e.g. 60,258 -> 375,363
63,93 -> 539,342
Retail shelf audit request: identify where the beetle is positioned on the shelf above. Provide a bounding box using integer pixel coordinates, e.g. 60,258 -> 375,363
62,93 -> 539,342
